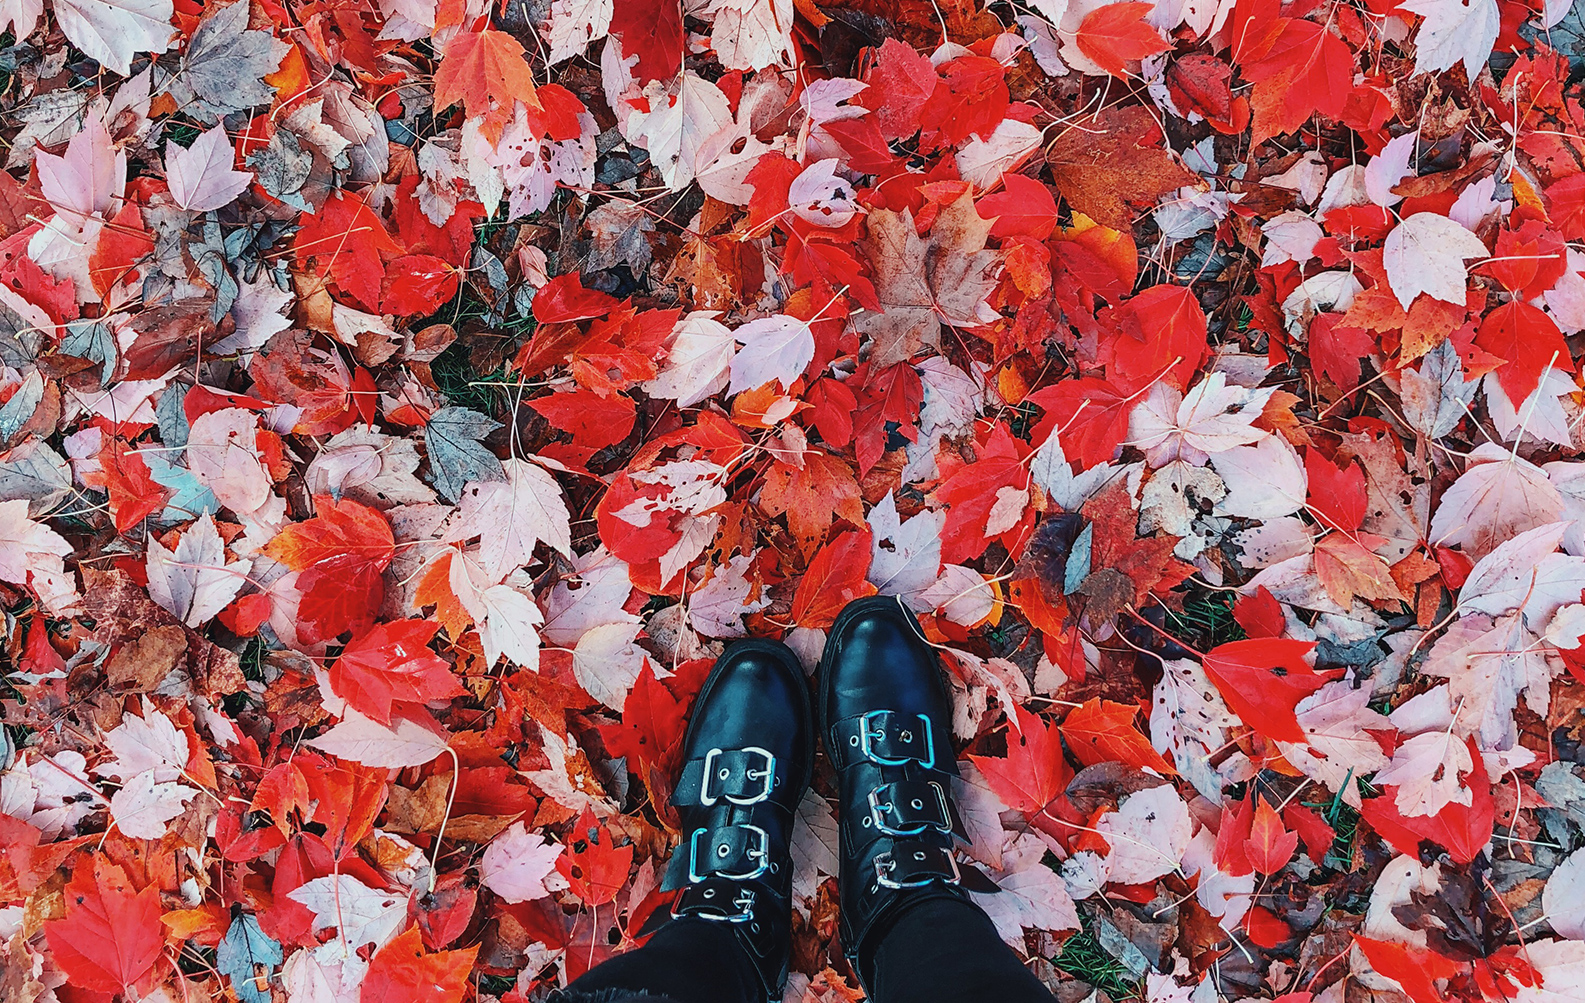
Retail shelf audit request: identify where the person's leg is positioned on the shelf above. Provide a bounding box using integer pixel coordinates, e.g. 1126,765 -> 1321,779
550,915 -> 762,1003
554,639 -> 814,1003
862,897 -> 1056,1003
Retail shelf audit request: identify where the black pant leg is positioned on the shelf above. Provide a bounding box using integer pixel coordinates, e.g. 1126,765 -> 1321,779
549,916 -> 764,1003
863,897 -> 1057,1003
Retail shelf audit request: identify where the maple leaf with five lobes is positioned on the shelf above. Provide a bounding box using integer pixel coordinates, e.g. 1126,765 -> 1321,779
165,125 -> 253,212
440,457 -> 573,584
1373,727 -> 1475,818
1127,372 -> 1274,466
44,856 -> 165,994
434,28 -> 541,145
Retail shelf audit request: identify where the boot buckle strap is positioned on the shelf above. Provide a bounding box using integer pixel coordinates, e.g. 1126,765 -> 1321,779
860,710 -> 935,769
867,780 -> 952,836
673,879 -> 757,923
873,841 -> 960,889
699,747 -> 777,806
687,824 -> 770,883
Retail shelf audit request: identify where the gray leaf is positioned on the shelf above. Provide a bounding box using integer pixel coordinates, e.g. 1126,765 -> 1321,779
217,914 -> 282,1003
60,320 -> 117,386
425,407 -> 506,503
167,0 -> 290,125
0,440 -> 72,516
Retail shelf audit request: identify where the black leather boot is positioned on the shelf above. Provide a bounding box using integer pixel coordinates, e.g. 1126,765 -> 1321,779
818,595 -> 998,989
651,639 -> 813,999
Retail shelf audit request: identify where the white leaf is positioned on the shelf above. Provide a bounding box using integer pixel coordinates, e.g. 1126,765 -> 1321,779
0,498 -> 75,608
634,71 -> 732,191
288,875 -> 407,952
282,945 -> 367,1003
1400,0 -> 1499,79
1546,849 -> 1585,939
1423,612 -> 1560,750
1374,729 -> 1474,817
645,311 -> 737,407
787,158 -> 858,227
1260,210 -> 1324,266
1515,939 -> 1585,1003
1363,129 -> 1418,207
1460,522 -> 1585,628
866,492 -> 943,610
955,118 -> 1042,189
728,315 -> 814,395
1546,461 -> 1585,556
219,274 -> 294,355
304,428 -> 436,508
953,760 -> 1009,869
1097,785 -> 1192,884
541,546 -> 638,646
110,772 -> 195,838
308,708 -> 449,768
479,822 -> 562,903
1128,372 -> 1273,466
146,513 -> 251,627
442,457 -> 572,583
186,407 -> 271,515
37,111 -> 125,220
920,565 -> 995,626
53,0 -> 173,77
790,790 -> 839,907
1429,443 -> 1563,560
689,552 -> 769,638
474,583 -> 544,671
1031,434 -> 1137,512
544,0 -> 612,63
166,125 -> 252,211
101,698 -> 188,782
1277,680 -> 1390,807
970,834 -> 1081,946
709,0 -> 794,71
1382,212 -> 1489,311
572,620 -> 649,710
1210,435 -> 1307,519
522,724 -> 619,816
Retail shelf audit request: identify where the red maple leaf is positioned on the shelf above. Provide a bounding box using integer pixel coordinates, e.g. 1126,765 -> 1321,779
293,191 -> 404,312
1246,798 -> 1298,874
1060,698 -> 1176,775
1201,638 -> 1335,743
790,529 -> 877,629
968,704 -> 1072,816
44,855 -> 165,995
1075,3 -> 1172,77
265,495 -> 396,643
931,423 -> 1032,565
361,925 -> 478,1003
329,619 -> 464,725
556,810 -> 634,907
432,27 -> 541,145
1473,299 -> 1568,403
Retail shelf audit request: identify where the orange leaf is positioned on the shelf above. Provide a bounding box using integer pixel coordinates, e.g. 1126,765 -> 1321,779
360,925 -> 477,1003
1075,3 -> 1171,77
1059,698 -> 1176,775
789,529 -> 876,628
1245,798 -> 1298,874
433,28 -> 541,145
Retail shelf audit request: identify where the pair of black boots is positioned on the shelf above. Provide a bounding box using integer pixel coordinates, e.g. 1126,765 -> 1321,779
644,596 -> 1004,999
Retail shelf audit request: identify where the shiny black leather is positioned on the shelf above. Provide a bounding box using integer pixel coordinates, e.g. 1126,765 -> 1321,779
652,639 -> 813,999
817,596 -> 996,988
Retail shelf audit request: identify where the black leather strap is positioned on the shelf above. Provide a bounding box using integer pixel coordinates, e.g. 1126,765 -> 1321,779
672,747 -> 780,807
828,711 -> 940,770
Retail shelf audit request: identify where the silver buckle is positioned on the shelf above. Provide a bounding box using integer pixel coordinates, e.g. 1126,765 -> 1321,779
687,824 -> 770,883
867,781 -> 952,836
699,746 -> 776,806
859,710 -> 934,769
676,885 -> 756,924
873,846 -> 961,889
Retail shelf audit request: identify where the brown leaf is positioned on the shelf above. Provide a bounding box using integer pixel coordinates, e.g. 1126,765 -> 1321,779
854,192 -> 1001,367
1312,534 -> 1405,607
1046,105 -> 1199,230
104,625 -> 188,693
78,569 -> 244,700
